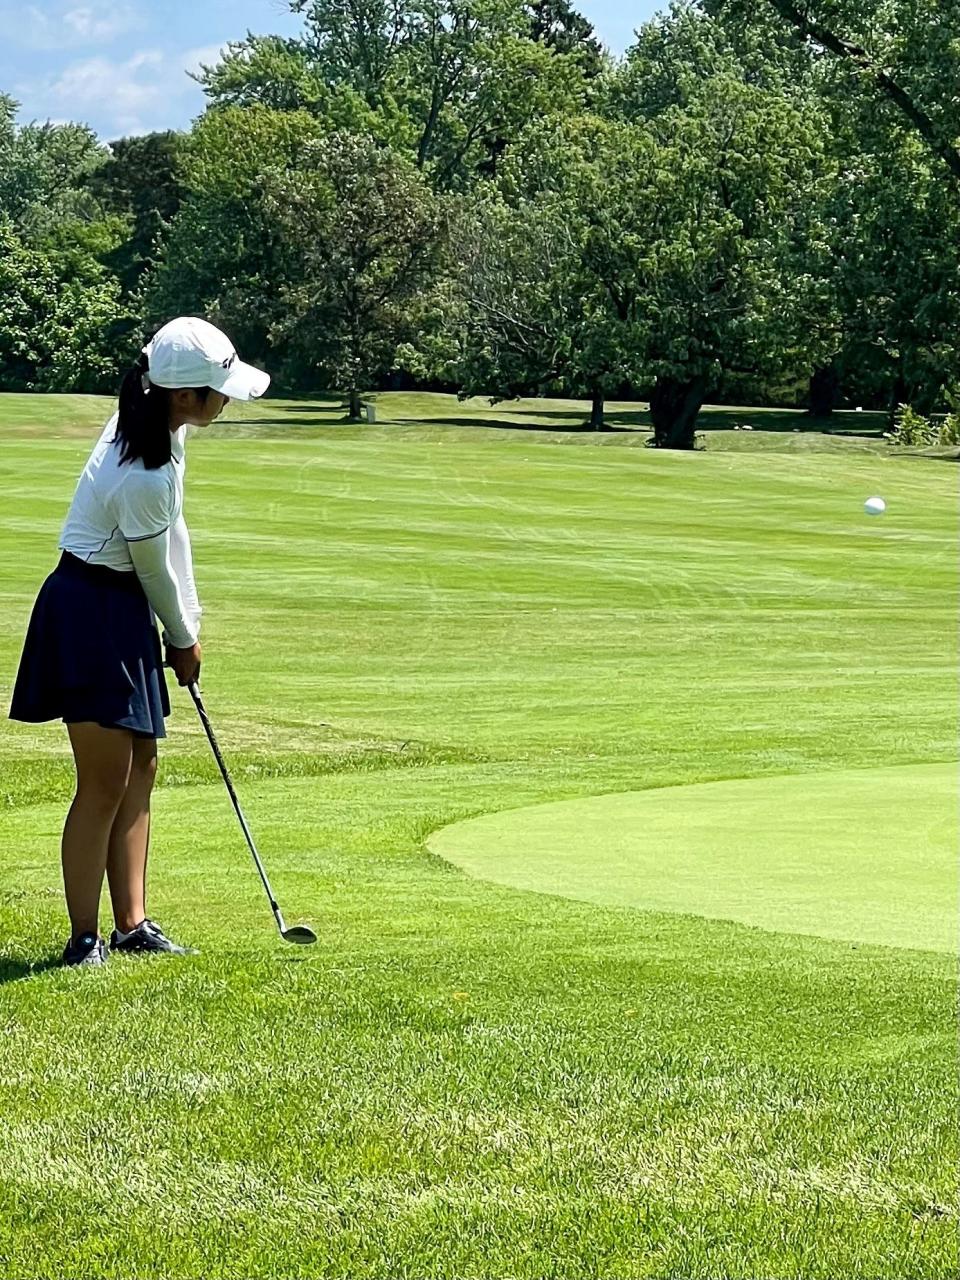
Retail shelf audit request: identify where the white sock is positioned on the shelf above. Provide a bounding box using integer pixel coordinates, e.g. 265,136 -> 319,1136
114,920 -> 145,942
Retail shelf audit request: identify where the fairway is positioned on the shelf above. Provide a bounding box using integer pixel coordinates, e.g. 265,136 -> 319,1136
429,762 -> 958,953
0,394 -> 957,1280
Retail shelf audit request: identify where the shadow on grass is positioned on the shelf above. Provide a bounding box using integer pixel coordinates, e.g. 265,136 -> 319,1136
225,417 -> 349,428
272,396 -> 343,406
402,404 -> 888,438
416,415 -> 648,434
0,955 -> 61,985
223,398 -> 895,439
507,406 -> 651,425
899,449 -> 960,463
694,407 -> 887,436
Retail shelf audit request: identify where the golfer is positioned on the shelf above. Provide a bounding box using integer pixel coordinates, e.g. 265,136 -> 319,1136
9,317 -> 270,968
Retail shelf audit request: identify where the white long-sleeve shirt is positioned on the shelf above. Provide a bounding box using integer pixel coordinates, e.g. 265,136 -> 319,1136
126,516 -> 201,649
59,413 -> 202,648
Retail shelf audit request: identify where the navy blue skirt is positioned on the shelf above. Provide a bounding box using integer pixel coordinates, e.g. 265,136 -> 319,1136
9,551 -> 171,739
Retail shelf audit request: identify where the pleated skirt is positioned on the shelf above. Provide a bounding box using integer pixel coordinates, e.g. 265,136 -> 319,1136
9,551 -> 171,739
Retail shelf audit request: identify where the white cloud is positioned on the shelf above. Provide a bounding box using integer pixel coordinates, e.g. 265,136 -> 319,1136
13,32 -> 240,139
127,50 -> 164,72
16,47 -> 200,137
5,1 -> 140,49
63,5 -> 137,41
46,54 -> 161,113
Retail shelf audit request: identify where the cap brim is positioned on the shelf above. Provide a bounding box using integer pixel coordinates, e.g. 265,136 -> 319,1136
213,359 -> 271,401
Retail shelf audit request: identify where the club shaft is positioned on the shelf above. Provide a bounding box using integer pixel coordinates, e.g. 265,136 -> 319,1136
187,681 -> 285,927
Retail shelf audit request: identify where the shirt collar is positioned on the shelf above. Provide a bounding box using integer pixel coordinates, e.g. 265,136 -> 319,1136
170,427 -> 186,463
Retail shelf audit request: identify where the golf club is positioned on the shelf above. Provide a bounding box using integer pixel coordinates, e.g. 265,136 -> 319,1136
187,680 -> 317,945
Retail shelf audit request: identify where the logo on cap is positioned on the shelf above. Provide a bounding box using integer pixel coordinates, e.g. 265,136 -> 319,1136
222,352 -> 237,370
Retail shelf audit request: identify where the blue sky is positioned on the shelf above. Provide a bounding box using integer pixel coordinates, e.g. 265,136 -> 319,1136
2,1 -> 663,141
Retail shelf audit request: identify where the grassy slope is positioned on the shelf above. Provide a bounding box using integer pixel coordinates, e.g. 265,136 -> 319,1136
0,393 -> 957,1279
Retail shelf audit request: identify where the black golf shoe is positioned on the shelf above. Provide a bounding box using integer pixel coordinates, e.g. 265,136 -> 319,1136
109,918 -> 198,956
62,932 -> 108,967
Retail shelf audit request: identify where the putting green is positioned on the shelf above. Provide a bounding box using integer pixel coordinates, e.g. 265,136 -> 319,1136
428,763 -> 958,953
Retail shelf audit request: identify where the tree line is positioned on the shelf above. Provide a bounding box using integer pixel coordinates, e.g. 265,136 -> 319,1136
1,0 -> 957,447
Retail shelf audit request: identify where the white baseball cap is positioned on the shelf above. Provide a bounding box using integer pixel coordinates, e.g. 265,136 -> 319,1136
143,316 -> 271,401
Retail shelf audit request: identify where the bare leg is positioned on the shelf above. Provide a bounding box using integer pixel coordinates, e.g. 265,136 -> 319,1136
63,723 -> 134,939
106,735 -> 158,934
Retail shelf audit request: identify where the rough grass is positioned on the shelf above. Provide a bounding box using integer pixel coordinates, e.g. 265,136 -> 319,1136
0,392 -> 956,1280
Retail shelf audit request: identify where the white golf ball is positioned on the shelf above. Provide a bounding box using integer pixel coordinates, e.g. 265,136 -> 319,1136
865,497 -> 886,516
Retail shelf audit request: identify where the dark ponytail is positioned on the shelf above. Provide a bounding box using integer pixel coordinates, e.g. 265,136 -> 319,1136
115,350 -> 211,470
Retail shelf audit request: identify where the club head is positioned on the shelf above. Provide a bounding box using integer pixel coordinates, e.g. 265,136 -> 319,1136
282,925 -> 317,945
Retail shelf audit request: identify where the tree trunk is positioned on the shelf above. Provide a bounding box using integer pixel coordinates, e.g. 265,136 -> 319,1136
417,81 -> 444,169
808,363 -> 839,418
649,375 -> 708,449
888,368 -> 908,431
346,389 -> 363,422
589,388 -> 604,430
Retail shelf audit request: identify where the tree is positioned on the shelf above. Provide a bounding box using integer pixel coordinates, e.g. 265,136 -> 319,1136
0,95 -> 107,236
607,0 -> 816,121
142,107 -> 327,386
190,34 -> 334,112
459,80 -> 836,446
753,0 -> 960,184
193,0 -> 588,189
702,0 -> 960,415
84,132 -> 188,298
609,3 -> 846,420
639,76 -> 836,444
0,216 -> 130,392
457,139 -> 653,429
821,127 -> 960,420
526,0 -> 604,76
262,131 -> 449,417
458,193 -> 602,425
0,96 -> 137,391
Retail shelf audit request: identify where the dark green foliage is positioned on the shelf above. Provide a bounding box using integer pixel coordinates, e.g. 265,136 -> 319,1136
457,86 -> 835,444
0,96 -> 133,391
141,107 -> 329,390
0,93 -> 107,235
526,0 -> 604,75
3,0 -> 960,423
705,0 -> 960,415
196,1 -> 588,190
262,131 -> 450,414
0,215 -> 131,393
84,132 -> 187,298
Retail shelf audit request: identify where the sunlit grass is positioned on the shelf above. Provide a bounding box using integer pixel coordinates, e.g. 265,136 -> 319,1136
0,393 -> 956,1279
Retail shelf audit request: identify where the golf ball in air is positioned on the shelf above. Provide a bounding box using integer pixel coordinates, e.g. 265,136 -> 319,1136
865,497 -> 886,516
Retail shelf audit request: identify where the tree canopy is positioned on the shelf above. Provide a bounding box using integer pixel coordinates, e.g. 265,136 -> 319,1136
2,0 -> 958,443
